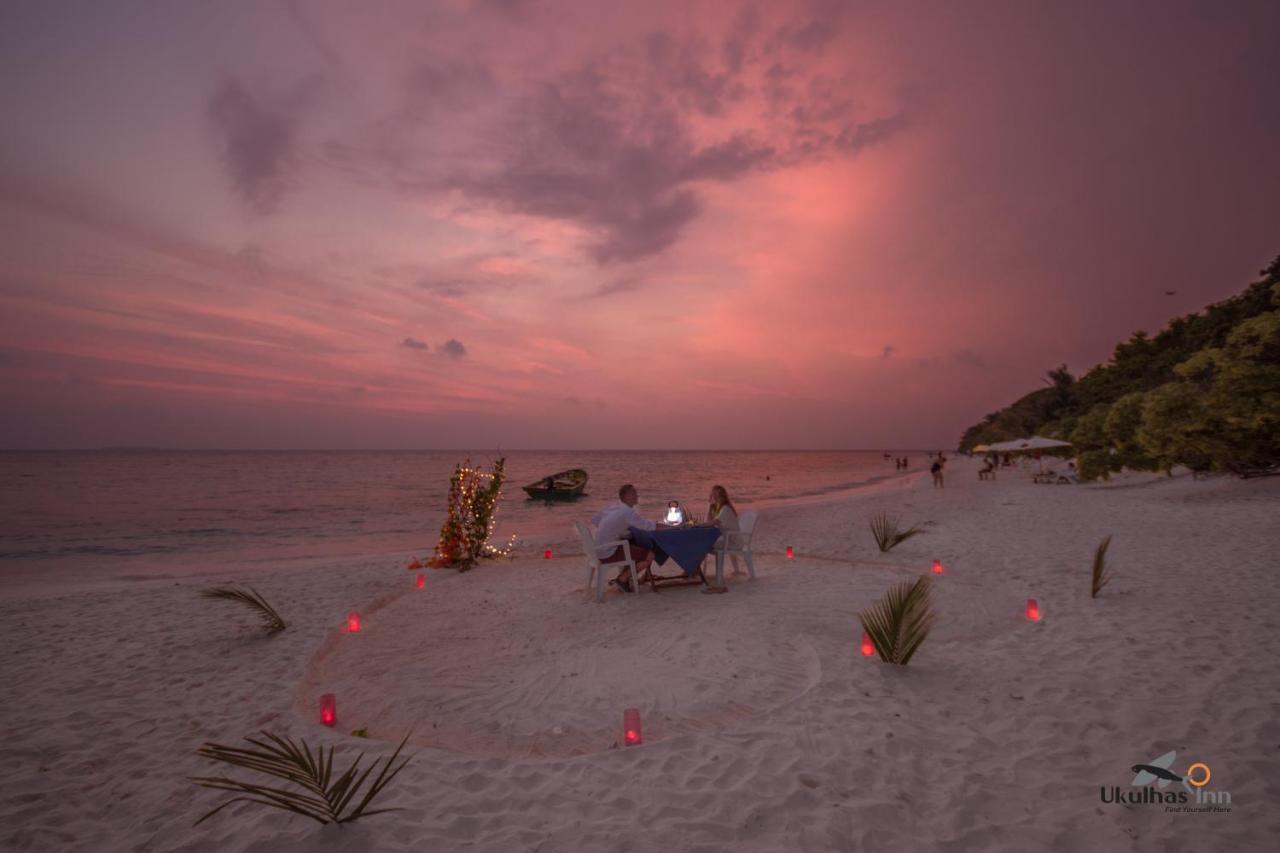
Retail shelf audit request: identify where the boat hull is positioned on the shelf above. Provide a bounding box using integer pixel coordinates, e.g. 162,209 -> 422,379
522,468 -> 588,500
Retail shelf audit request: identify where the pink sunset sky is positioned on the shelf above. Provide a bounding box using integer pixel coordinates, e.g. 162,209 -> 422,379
1,0 -> 1277,450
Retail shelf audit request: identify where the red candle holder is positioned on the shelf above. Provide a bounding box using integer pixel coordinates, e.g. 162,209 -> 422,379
1026,598 -> 1041,621
347,611 -> 361,633
320,693 -> 337,727
544,548 -> 552,559
860,630 -> 875,657
623,708 -> 642,746
932,560 -> 943,575
415,573 -> 425,589
786,546 -> 794,559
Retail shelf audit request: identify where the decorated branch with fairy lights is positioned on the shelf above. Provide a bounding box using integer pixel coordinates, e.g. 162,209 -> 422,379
426,456 -> 516,571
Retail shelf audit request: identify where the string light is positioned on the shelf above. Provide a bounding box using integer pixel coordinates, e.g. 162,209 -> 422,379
429,457 -> 517,569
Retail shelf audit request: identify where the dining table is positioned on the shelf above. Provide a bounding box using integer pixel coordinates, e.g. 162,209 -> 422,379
627,524 -> 722,584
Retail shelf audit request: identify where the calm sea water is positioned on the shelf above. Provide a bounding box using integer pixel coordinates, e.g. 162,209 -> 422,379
0,450 -> 923,579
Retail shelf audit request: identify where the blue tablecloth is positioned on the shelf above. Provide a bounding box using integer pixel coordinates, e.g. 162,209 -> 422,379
628,526 -> 721,576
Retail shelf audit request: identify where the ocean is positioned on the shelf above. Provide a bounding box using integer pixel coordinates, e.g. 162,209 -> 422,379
0,450 -> 924,581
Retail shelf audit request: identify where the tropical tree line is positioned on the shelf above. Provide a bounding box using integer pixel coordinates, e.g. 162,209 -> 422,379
959,255 -> 1280,480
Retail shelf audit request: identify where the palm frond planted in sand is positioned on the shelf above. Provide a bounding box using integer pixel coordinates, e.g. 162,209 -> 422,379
870,511 -> 923,552
1090,535 -> 1114,598
858,576 -> 935,665
199,585 -> 287,634
192,731 -> 412,825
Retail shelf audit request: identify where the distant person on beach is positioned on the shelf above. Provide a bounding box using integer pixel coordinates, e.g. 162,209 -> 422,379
931,453 -> 946,488
591,483 -> 655,592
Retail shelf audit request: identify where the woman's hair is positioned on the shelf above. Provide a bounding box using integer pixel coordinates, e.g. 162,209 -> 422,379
708,484 -> 736,518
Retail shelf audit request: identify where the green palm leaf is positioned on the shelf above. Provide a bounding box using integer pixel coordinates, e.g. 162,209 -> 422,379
870,511 -> 923,552
192,731 -> 412,825
1090,535 -> 1114,598
858,576 -> 935,665
199,585 -> 287,634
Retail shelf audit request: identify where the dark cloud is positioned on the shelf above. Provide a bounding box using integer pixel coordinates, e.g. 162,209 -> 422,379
645,31 -> 740,116
595,277 -> 642,297
440,65 -> 785,264
440,338 -> 467,358
354,13 -> 910,265
836,113 -> 910,153
952,349 -> 987,369
880,345 -> 896,360
439,78 -> 699,262
785,19 -> 835,53
400,337 -> 428,350
679,134 -> 776,182
207,78 -> 302,215
722,5 -> 761,73
405,60 -> 496,113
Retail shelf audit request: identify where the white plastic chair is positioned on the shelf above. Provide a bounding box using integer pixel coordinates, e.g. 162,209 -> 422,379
575,521 -> 640,602
711,510 -> 757,586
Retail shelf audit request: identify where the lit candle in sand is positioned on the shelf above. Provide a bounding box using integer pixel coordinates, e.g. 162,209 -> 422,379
623,708 -> 642,746
860,630 -> 875,657
544,548 -> 552,559
320,693 -> 337,727
786,546 -> 794,558
932,560 -> 943,575
1026,598 -> 1041,621
347,611 -> 361,633
415,573 -> 425,589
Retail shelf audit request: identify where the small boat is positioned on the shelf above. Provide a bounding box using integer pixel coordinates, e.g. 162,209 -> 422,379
522,468 -> 589,500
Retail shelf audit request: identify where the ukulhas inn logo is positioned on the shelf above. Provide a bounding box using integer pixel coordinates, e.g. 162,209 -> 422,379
1100,750 -> 1233,813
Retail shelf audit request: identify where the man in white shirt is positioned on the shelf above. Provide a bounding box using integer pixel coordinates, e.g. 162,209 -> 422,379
591,483 -> 655,592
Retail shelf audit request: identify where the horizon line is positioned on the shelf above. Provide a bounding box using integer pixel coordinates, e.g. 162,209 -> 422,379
0,446 -> 958,454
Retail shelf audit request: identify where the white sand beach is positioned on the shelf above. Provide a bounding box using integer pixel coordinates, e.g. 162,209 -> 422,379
3,457 -> 1279,852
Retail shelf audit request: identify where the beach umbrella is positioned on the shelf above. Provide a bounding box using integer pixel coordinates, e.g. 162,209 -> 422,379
1023,436 -> 1071,449
972,444 -> 991,453
987,436 -> 1071,453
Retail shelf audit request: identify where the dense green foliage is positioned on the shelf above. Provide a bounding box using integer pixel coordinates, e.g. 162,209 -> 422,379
959,256 -> 1280,479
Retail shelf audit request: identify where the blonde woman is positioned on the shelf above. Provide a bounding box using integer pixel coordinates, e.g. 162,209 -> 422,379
706,484 -> 743,576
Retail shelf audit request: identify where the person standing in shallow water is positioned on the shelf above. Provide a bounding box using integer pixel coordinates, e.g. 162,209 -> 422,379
931,453 -> 946,488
